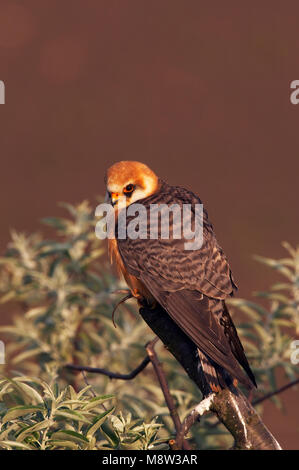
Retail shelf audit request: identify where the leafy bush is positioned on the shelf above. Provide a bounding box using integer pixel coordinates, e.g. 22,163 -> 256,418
0,372 -> 163,449
0,201 -> 298,449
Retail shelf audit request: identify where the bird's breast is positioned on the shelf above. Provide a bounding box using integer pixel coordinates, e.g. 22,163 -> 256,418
108,238 -> 155,305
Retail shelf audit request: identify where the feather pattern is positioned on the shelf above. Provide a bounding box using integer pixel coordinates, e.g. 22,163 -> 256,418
116,180 -> 256,390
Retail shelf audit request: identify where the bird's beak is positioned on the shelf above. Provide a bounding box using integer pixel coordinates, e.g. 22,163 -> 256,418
105,191 -> 119,207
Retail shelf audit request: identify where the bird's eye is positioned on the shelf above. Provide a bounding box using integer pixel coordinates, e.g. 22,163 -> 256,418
123,184 -> 135,194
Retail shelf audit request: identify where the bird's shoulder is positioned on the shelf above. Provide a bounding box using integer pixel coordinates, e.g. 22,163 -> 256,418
116,179 -> 237,298
136,179 -> 214,231
142,179 -> 203,206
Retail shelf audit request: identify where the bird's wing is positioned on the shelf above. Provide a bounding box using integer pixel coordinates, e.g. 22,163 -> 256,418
117,183 -> 254,388
117,183 -> 236,299
138,274 -> 254,388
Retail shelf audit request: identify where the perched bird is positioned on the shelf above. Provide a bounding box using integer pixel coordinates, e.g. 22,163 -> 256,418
104,161 -> 257,392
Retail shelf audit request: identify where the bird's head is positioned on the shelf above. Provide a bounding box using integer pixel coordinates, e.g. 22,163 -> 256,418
104,161 -> 159,210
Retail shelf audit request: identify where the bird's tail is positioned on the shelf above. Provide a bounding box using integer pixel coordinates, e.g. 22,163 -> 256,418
198,299 -> 257,393
198,299 -> 257,392
197,348 -> 237,393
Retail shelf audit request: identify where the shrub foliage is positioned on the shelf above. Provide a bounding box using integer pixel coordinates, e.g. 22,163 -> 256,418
0,201 -> 298,449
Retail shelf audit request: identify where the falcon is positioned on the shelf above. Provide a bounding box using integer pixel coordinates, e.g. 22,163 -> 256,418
104,161 -> 257,392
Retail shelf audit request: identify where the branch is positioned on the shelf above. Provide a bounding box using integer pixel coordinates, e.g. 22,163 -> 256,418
65,355 -> 150,380
192,376 -> 299,432
66,338 -> 191,449
252,377 -> 299,406
66,299 -> 289,450
145,338 -> 191,450
176,394 -> 215,449
146,338 -> 180,432
139,303 -> 282,450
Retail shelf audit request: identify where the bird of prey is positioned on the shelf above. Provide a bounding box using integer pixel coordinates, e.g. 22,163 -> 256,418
104,161 -> 257,392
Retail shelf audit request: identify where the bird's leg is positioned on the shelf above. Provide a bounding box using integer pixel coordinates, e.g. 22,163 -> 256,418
131,289 -> 157,310
132,288 -> 145,303
131,288 -> 157,309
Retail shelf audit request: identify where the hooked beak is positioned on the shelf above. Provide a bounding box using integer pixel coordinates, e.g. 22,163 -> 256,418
105,191 -> 119,207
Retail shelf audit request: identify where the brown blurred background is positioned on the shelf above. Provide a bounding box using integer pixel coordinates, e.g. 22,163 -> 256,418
0,0 -> 298,448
